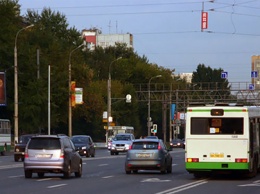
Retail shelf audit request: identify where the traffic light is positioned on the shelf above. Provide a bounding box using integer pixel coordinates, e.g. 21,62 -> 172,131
151,124 -> 157,133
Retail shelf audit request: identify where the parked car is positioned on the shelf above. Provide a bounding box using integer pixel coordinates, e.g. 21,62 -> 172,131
125,139 -> 172,174
14,134 -> 35,162
71,135 -> 95,157
110,133 -> 135,155
23,135 -> 82,179
170,138 -> 184,148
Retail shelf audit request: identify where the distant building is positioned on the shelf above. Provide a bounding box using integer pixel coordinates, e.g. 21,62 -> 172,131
177,73 -> 193,83
251,55 -> 260,89
82,28 -> 133,51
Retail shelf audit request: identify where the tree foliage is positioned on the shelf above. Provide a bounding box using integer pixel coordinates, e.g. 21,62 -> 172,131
2,2 -> 234,141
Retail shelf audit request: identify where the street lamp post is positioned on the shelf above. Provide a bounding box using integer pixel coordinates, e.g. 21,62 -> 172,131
14,24 -> 34,143
147,75 -> 162,136
107,57 -> 122,144
68,43 -> 85,137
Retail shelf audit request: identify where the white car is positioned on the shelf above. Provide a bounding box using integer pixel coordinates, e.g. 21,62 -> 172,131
110,133 -> 135,155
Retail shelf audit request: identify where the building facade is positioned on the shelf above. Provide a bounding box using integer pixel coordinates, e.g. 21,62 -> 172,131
82,28 -> 133,51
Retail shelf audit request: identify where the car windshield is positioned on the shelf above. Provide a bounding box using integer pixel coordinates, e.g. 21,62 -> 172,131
28,138 -> 61,150
172,139 -> 182,143
19,136 -> 32,144
114,135 -> 131,141
132,142 -> 158,150
71,137 -> 89,144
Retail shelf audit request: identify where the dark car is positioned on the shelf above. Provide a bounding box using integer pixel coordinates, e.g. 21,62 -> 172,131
170,138 -> 184,148
24,135 -> 82,178
71,135 -> 95,157
14,134 -> 35,162
125,139 -> 172,174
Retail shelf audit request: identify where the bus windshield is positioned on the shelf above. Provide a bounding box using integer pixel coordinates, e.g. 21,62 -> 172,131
191,117 -> 243,135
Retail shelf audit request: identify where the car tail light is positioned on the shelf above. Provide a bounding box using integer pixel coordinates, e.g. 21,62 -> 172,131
235,158 -> 247,163
129,144 -> 132,150
24,153 -> 29,158
187,158 -> 199,162
158,144 -> 162,150
60,151 -> 64,159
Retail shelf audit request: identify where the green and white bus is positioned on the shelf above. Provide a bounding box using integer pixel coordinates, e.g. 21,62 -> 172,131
0,119 -> 11,155
185,103 -> 260,178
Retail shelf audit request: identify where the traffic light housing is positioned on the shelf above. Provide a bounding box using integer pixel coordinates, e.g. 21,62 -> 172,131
151,124 -> 157,133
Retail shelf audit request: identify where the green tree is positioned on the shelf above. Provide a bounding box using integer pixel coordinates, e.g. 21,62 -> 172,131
191,64 -> 231,103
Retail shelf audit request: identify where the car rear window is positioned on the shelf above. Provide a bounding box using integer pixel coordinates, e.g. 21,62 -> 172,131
28,138 -> 61,150
115,135 -> 131,141
71,137 -> 89,144
132,142 -> 158,150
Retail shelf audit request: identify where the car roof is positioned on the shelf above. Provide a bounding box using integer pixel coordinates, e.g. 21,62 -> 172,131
116,133 -> 133,135
20,134 -> 36,137
71,135 -> 91,137
31,135 -> 68,139
133,139 -> 161,143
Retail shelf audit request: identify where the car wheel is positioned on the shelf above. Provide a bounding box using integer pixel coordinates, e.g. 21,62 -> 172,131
125,169 -> 131,174
85,152 -> 90,157
115,152 -> 119,155
110,151 -> 114,155
38,172 -> 44,178
133,170 -> 138,174
64,163 -> 71,179
91,150 -> 95,157
75,162 -> 82,178
24,170 -> 32,178
167,165 -> 172,173
14,155 -> 19,162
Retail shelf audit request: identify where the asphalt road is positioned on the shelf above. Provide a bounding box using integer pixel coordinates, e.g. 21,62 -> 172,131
0,149 -> 260,194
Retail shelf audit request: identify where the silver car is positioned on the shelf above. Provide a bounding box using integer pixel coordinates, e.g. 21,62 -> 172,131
125,139 -> 172,174
110,133 -> 135,155
24,135 -> 82,179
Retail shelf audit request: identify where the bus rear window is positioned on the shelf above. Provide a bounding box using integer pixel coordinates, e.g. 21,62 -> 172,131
191,118 -> 243,135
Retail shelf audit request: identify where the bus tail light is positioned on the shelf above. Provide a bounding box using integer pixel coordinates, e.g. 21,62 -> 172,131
235,158 -> 247,163
187,158 -> 199,162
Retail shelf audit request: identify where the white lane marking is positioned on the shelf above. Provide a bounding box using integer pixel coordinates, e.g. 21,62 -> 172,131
99,164 -> 108,166
47,184 -> 67,189
155,179 -> 208,194
37,178 -> 53,182
102,176 -> 114,179
0,164 -> 23,169
9,175 -> 24,178
238,180 -> 260,187
141,178 -> 171,183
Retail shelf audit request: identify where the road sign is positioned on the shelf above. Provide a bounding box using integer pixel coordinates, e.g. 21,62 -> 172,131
221,72 -> 228,79
249,84 -> 255,90
251,71 -> 258,78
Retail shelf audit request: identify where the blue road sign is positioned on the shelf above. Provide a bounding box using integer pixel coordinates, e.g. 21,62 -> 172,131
251,71 -> 258,78
249,84 -> 255,90
221,72 -> 228,79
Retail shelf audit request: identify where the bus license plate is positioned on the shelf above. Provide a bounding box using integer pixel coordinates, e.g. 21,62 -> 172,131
210,153 -> 224,158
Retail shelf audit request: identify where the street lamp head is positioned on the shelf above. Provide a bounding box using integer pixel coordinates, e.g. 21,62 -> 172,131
25,24 -> 34,29
156,75 -> 162,78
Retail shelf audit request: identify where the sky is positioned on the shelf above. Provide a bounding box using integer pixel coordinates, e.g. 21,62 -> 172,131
18,0 -> 260,84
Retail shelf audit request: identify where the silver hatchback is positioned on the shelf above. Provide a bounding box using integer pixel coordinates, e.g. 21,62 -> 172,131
24,135 -> 82,179
125,139 -> 172,174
